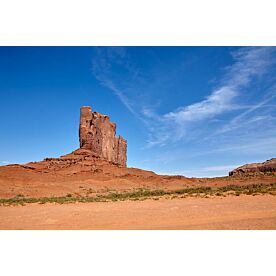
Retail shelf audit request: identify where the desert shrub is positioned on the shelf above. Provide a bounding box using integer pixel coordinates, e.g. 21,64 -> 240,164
0,182 -> 275,206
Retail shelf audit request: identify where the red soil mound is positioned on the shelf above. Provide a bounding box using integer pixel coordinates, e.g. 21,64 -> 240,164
0,149 -> 275,198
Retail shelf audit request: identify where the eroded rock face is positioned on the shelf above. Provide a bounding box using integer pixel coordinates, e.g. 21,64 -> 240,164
229,158 -> 276,176
79,106 -> 127,167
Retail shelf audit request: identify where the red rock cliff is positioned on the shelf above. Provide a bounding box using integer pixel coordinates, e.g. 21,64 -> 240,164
229,158 -> 276,176
79,106 -> 127,167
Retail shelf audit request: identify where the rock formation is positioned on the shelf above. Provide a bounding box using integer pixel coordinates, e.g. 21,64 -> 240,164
79,106 -> 127,167
229,158 -> 276,176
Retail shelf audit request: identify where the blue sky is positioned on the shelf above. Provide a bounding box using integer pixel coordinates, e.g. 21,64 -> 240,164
0,46 -> 275,177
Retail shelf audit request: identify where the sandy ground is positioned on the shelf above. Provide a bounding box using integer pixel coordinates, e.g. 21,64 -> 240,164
0,195 -> 275,230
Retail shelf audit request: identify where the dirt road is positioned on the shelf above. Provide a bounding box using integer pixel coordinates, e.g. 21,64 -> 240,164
0,195 -> 275,230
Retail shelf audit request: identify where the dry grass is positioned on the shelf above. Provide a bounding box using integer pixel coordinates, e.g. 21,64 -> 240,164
0,183 -> 275,206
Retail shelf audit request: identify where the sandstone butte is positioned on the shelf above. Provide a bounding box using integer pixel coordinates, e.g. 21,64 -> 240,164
0,106 -> 275,198
79,106 -> 127,167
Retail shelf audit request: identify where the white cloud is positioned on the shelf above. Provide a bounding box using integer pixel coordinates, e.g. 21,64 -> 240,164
164,48 -> 274,126
0,161 -> 10,165
146,47 -> 276,146
164,86 -> 236,123
213,86 -> 276,135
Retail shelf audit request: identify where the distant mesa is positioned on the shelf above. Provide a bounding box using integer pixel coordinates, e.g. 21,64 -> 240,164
79,106 -> 127,167
229,158 -> 276,176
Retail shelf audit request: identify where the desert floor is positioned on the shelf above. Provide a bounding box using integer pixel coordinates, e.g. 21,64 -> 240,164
0,194 -> 275,230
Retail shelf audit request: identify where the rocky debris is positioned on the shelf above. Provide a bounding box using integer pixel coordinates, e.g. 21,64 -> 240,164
79,106 -> 127,167
3,148 -> 159,182
2,149 -> 106,177
229,158 -> 276,176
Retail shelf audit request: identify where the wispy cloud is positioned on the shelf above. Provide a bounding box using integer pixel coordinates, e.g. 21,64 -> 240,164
92,47 -> 142,117
153,47 -> 276,144
0,161 -> 10,165
162,86 -> 237,142
212,85 -> 276,136
165,86 -> 237,122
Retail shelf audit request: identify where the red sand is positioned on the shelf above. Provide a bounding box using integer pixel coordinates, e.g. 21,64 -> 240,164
1,195 -> 275,230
